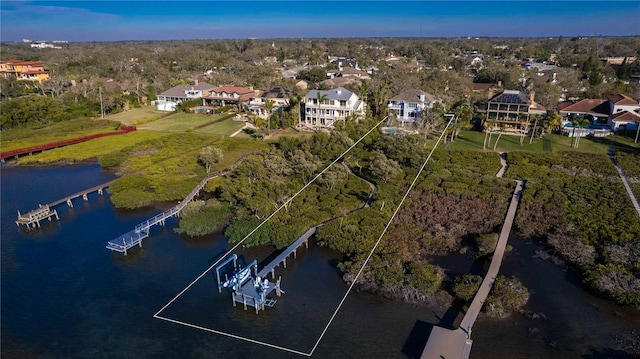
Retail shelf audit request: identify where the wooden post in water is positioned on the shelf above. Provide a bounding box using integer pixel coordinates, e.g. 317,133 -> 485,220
243,295 -> 247,310
283,258 -> 287,268
67,199 -> 73,207
83,193 -> 88,201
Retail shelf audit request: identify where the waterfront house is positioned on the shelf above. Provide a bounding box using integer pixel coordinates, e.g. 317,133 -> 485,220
249,86 -> 295,118
202,85 -> 257,108
485,90 -> 546,131
558,93 -> 640,131
156,81 -> 215,111
388,89 -> 440,125
302,87 -> 364,128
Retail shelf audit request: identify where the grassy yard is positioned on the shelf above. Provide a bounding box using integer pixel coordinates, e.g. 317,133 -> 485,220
137,113 -> 227,132
446,130 -> 639,155
1,119 -> 121,152
195,117 -> 245,136
103,106 -> 167,126
16,131 -> 167,165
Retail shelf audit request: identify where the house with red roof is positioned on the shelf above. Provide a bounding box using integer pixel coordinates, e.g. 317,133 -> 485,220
202,85 -> 257,108
0,59 -> 49,83
558,93 -> 640,131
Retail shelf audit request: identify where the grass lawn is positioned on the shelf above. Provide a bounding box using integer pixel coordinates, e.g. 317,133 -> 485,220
103,106 -> 167,126
267,127 -> 315,141
137,113 -> 227,132
446,130 -> 545,152
195,118 -> 245,136
1,119 -> 121,152
17,131 -> 167,165
446,130 -> 639,155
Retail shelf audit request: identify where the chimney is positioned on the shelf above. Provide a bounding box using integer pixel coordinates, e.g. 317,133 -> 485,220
194,79 -> 198,87
529,91 -> 535,103
497,80 -> 502,88
419,93 -> 426,102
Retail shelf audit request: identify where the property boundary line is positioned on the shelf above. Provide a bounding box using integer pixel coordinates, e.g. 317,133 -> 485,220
153,116 -> 453,356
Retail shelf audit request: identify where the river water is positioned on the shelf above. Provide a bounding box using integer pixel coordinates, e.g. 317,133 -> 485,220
1,163 -> 638,358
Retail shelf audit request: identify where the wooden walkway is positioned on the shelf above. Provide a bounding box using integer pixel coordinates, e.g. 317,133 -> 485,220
15,179 -> 116,229
257,226 -> 315,279
106,172 -> 219,254
1,126 -> 135,162
105,152 -> 258,254
421,153 -> 523,359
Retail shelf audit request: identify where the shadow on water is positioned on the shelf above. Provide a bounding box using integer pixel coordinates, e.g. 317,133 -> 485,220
402,320 -> 434,359
582,347 -> 636,359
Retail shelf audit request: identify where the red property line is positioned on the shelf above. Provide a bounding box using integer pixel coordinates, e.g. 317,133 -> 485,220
1,126 -> 136,160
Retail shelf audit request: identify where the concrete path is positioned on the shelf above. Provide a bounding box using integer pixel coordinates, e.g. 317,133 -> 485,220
229,122 -> 257,137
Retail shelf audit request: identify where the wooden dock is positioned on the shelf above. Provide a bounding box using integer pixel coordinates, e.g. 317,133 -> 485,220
15,179 -> 116,229
15,204 -> 59,229
218,226 -> 316,314
257,226 -> 316,279
106,170 -> 226,255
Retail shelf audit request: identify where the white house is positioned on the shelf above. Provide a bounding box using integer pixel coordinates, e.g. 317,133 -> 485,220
156,81 -> 215,111
248,86 -> 295,118
602,94 -> 639,130
303,87 -> 364,128
388,89 -> 440,124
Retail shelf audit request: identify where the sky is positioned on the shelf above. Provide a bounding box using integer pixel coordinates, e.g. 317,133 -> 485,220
1,1 -> 639,42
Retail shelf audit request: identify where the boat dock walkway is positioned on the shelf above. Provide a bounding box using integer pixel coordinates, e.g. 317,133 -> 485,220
420,180 -> 523,359
106,166 -> 235,254
15,179 -> 117,229
257,226 -> 316,279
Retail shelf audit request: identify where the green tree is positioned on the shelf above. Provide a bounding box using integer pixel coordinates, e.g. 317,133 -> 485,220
485,275 -> 530,317
199,146 -> 223,173
368,150 -> 401,183
453,274 -> 483,301
405,262 -> 442,296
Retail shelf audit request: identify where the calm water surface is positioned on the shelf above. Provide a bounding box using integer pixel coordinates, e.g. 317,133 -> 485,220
1,163 -> 637,358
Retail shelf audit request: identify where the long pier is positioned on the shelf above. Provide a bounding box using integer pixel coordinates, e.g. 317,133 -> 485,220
420,180 -> 524,359
15,179 -> 117,229
106,173 -> 215,254
106,152 -> 259,255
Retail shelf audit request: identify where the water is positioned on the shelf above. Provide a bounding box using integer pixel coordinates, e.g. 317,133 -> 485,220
2,163 -> 638,358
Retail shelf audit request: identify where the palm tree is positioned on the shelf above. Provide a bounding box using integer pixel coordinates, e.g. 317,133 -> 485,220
529,115 -> 540,144
316,92 -> 328,127
485,118 -> 497,150
493,124 -> 505,150
264,99 -> 274,136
